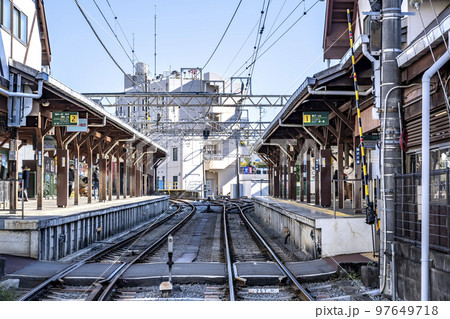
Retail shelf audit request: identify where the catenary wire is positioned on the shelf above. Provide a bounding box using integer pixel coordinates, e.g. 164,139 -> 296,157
202,0 -> 243,70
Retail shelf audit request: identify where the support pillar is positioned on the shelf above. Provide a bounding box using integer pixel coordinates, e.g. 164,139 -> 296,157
306,152 -> 311,203
73,138 -> 80,205
338,141 -> 344,209
130,161 -> 135,197
320,149 -> 331,207
268,164 -> 272,196
56,149 -> 69,207
283,164 -> 287,199
143,152 -> 148,196
289,159 -> 297,201
123,155 -> 128,198
99,158 -> 107,201
35,129 -> 44,210
136,164 -> 142,197
115,151 -> 120,200
108,156 -> 113,201
300,161 -> 305,202
274,165 -> 279,197
86,138 -> 93,204
315,147 -> 320,205
8,129 -> 18,212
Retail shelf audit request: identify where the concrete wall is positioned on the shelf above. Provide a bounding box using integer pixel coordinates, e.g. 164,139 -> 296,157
254,198 -> 373,258
396,241 -> 450,301
0,196 -> 169,260
0,220 -> 39,258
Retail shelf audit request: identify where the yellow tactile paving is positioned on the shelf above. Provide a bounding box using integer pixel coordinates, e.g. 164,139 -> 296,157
268,198 -> 354,218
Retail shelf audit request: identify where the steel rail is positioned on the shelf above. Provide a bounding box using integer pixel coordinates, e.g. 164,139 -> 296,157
228,200 -> 314,301
96,200 -> 197,301
19,200 -> 183,301
215,201 -> 236,301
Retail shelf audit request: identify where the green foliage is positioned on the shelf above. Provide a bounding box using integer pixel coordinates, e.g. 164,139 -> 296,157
0,286 -> 17,301
254,161 -> 267,168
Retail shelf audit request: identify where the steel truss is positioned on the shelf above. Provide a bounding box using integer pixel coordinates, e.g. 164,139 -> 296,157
84,92 -> 289,108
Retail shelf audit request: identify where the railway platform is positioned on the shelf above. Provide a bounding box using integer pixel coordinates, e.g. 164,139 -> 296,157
253,196 -> 375,258
0,196 -> 169,260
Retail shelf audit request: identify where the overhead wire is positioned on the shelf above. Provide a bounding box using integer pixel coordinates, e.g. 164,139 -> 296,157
202,0 -> 243,70
74,0 -> 139,89
182,0 -> 324,129
202,0 -> 270,123
236,0 -> 321,79
105,0 -> 136,58
92,0 -> 134,66
75,0 -> 194,139
265,0 -> 287,40
79,0 -> 327,141
248,0 -> 271,81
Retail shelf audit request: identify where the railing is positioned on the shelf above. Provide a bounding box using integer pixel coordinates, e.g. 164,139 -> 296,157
394,169 -> 450,253
161,182 -> 179,190
0,179 -> 25,218
331,178 -> 364,218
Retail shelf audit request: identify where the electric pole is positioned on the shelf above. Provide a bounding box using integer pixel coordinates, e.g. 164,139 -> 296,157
380,0 -> 403,297
235,132 -> 240,199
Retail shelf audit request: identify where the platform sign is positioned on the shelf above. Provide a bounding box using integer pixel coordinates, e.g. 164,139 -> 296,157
303,111 -> 329,126
52,112 -> 79,126
355,147 -> 361,165
67,118 -> 88,132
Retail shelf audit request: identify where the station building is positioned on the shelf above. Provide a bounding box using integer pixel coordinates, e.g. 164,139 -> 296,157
0,0 -> 167,211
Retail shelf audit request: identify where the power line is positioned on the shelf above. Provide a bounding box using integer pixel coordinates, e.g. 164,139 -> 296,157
92,0 -> 134,66
104,0 -> 138,61
74,0 -> 142,89
222,17 -> 260,76
265,0 -> 287,41
224,1 -> 303,81
202,0 -> 243,70
247,0 -> 271,84
260,0 -> 304,51
234,0 -> 321,80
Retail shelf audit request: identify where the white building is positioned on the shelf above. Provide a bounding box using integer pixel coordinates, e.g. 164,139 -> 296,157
116,62 -> 268,198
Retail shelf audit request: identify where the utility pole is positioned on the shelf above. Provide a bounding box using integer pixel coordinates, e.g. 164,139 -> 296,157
235,132 -> 240,199
380,0 -> 403,297
154,5 -> 157,79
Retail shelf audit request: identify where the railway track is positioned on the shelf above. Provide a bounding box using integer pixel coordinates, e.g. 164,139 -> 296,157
221,199 -> 314,301
18,200 -> 195,301
107,199 -> 231,301
15,198 -> 375,302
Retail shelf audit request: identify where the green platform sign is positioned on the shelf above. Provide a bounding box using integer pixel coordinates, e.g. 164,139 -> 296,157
52,112 -> 79,126
303,111 -> 329,126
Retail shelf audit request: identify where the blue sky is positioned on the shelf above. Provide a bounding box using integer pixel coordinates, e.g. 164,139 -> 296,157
45,0 -> 328,100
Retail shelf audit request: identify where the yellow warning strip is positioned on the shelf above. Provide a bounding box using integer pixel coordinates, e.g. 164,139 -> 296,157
273,198 -> 353,218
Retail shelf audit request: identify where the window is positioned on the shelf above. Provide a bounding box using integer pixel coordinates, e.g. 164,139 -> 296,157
12,7 -> 18,37
0,1 -> 27,43
20,12 -> 27,42
172,147 -> 178,161
172,176 -> 178,189
1,0 -> 11,31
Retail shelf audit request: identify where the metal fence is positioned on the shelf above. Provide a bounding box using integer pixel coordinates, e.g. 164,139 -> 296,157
394,169 -> 450,253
